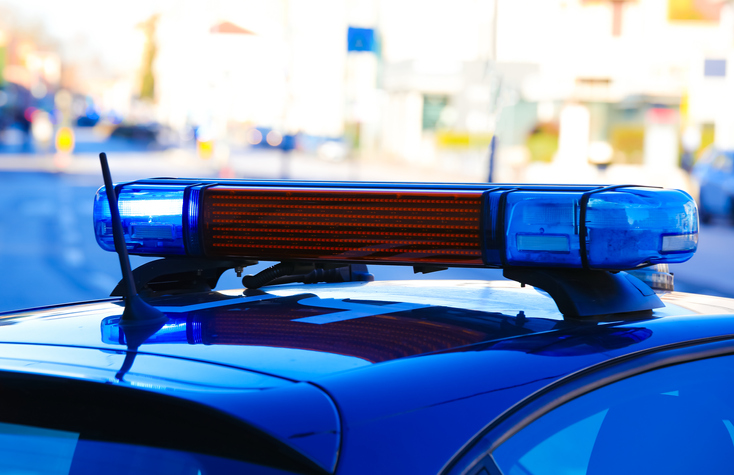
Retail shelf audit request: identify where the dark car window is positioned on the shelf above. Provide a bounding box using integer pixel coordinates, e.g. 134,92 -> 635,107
0,372 -> 321,474
0,421 -> 295,475
490,354 -> 734,475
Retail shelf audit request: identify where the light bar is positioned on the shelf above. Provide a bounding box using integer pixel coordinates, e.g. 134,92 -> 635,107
93,181 -> 698,270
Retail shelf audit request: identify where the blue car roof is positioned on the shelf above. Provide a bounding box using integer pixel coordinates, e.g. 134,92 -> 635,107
1,280 -> 733,382
2,280 -> 734,473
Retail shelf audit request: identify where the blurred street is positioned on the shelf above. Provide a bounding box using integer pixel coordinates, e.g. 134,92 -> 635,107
0,151 -> 728,313
0,0 -> 732,312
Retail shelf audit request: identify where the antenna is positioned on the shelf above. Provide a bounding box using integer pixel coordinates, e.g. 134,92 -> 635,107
99,152 -> 167,326
99,152 -> 166,381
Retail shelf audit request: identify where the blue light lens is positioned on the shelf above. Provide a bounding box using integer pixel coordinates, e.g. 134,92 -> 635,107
101,316 -> 189,345
586,188 -> 698,268
93,185 -> 187,255
502,187 -> 698,269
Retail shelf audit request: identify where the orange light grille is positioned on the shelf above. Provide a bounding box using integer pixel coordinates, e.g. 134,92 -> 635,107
202,187 -> 484,265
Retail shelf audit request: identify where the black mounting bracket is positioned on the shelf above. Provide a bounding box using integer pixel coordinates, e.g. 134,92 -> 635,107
503,267 -> 664,319
242,262 -> 374,289
413,265 -> 448,275
111,258 -> 257,297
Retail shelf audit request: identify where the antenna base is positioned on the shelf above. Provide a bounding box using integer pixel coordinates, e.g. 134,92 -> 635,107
120,294 -> 167,327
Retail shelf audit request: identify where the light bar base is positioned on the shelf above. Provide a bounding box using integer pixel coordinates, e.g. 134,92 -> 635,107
111,258 -> 258,297
503,267 -> 664,318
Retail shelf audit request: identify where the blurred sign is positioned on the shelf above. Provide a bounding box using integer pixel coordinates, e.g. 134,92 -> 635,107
347,27 -> 375,52
668,0 -> 721,21
647,107 -> 678,125
197,139 -> 213,160
436,131 -> 492,149
54,127 -> 75,153
698,124 -> 715,156
704,59 -> 726,78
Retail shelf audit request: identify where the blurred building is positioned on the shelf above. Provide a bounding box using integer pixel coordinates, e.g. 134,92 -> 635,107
152,0 -> 346,155
68,0 -> 734,186
493,0 -> 729,186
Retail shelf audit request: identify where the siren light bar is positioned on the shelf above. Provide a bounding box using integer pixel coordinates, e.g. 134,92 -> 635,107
93,180 -> 698,271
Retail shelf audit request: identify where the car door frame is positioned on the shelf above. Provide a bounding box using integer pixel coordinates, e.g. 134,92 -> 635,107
441,334 -> 734,475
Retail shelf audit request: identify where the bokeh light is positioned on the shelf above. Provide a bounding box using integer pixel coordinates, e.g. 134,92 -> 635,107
247,128 -> 263,145
266,131 -> 282,147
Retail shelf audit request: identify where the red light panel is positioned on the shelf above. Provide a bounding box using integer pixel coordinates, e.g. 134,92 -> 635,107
201,187 -> 483,265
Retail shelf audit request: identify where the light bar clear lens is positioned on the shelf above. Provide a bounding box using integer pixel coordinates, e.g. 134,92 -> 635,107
661,233 -> 698,252
93,182 -> 698,270
504,193 -> 579,266
516,234 -> 570,253
93,185 -> 187,255
503,188 -> 698,269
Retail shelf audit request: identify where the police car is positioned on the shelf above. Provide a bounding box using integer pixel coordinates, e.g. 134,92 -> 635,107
0,152 -> 729,474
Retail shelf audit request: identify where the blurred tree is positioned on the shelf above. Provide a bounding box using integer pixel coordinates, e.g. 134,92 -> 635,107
138,14 -> 159,101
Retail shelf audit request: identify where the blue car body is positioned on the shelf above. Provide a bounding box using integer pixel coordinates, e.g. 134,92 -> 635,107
1,279 -> 733,473
0,173 -> 717,474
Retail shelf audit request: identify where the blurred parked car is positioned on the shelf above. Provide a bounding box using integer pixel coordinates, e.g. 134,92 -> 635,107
110,124 -> 160,143
245,126 -> 299,151
102,123 -> 179,152
691,147 -> 734,223
0,82 -> 34,151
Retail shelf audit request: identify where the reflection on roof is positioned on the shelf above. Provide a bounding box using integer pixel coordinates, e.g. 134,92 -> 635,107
104,294 -> 563,363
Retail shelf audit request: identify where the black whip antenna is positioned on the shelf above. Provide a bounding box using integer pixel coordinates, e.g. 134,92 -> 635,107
99,152 -> 167,326
99,152 -> 166,381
